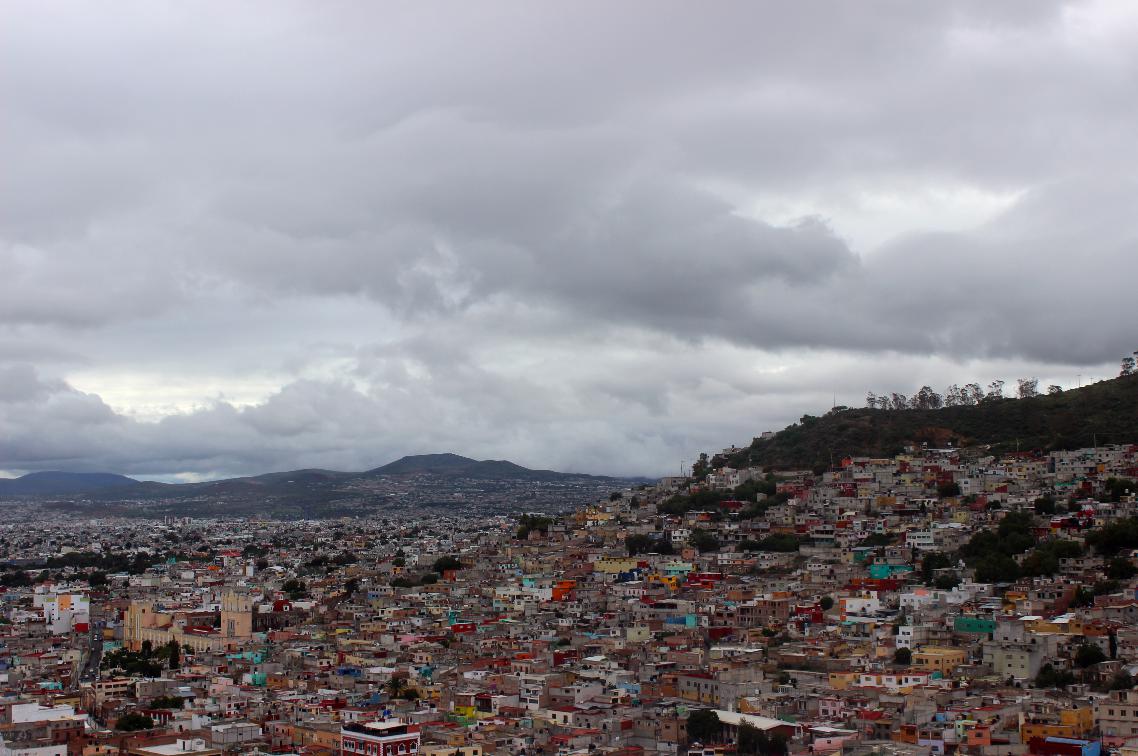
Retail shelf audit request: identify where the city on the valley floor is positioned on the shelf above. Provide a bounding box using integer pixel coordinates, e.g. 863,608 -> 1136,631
3,443 -> 1138,756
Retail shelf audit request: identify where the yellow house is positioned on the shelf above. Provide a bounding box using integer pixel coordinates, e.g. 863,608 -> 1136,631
1003,590 -> 1027,611
1062,707 -> 1095,734
452,704 -> 477,719
1021,708 -> 1093,741
647,574 -> 681,591
51,694 -> 83,709
594,557 -> 641,574
828,672 -> 857,691
1025,616 -> 1086,635
1021,722 -> 1072,742
912,646 -> 967,675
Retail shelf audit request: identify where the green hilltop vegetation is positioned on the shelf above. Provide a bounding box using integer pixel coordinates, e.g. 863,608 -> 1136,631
728,373 -> 1138,472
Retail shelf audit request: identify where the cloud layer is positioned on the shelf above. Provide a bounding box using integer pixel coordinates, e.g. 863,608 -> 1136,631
1,1 -> 1135,478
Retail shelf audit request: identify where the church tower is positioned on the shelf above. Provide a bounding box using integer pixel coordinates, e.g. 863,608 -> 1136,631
220,591 -> 254,639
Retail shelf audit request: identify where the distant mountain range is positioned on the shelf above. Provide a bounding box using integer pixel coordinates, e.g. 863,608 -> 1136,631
727,373 -> 1138,471
0,453 -> 624,498
0,471 -> 139,496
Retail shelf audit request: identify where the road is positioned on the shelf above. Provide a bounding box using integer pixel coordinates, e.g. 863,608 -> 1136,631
79,620 -> 104,683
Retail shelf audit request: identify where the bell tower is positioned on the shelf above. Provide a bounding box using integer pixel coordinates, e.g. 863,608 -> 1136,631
220,591 -> 253,639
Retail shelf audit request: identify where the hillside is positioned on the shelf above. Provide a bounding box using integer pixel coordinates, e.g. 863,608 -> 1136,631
0,471 -> 138,496
729,374 -> 1138,471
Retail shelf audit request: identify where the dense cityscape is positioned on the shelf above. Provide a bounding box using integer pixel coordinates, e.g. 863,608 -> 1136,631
2,440 -> 1137,756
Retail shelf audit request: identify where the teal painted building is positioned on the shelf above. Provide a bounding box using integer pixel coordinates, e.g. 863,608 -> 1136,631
953,616 -> 996,634
868,564 -> 914,579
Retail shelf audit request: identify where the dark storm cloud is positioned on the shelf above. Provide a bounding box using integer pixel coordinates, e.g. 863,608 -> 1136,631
1,1 -> 1135,477
191,173 -> 1137,363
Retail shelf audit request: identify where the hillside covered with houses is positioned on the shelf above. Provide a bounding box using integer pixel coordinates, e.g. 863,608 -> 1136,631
2,436 -> 1138,756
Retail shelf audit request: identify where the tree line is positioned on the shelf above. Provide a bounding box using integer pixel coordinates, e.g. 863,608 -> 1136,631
865,377 -> 1060,411
868,350 -> 1138,411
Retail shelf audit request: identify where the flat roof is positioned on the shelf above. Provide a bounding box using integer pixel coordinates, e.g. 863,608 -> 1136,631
133,745 -> 218,756
712,710 -> 797,732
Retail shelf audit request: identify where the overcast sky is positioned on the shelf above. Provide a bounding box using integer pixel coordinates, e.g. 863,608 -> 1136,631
2,1 -> 1136,481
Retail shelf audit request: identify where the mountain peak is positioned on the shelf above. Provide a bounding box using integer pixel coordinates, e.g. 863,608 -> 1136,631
364,453 -> 590,481
367,453 -> 487,476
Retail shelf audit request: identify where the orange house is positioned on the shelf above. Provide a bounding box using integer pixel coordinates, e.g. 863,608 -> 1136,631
964,724 -> 992,748
551,580 -> 576,601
